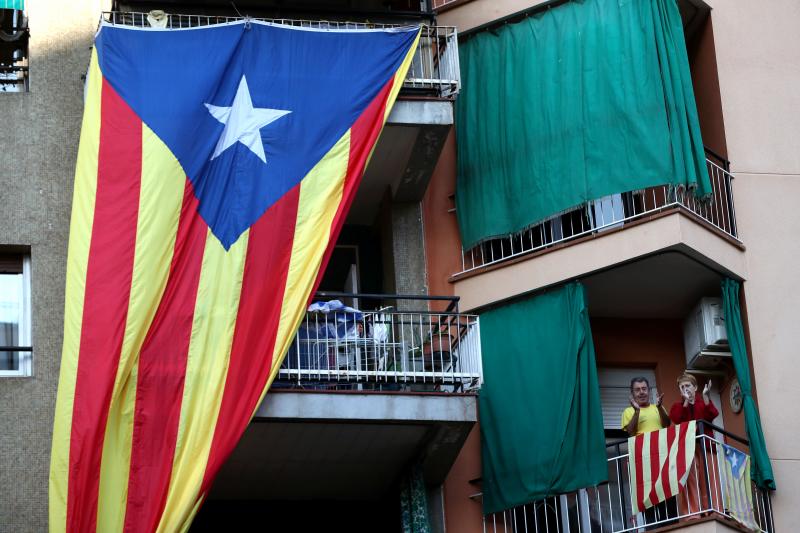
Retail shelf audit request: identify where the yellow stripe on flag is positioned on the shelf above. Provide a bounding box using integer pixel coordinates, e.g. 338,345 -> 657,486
641,432 -> 653,509
260,131 -> 351,407
257,35 -> 417,404
666,426 -> 681,498
654,429 -> 667,503
628,437 -> 638,513
155,229 -> 249,533
681,422 -> 697,486
383,30 -> 421,122
159,36 -> 418,527
96,125 -> 187,533
49,50 -> 103,533
360,30 -> 420,171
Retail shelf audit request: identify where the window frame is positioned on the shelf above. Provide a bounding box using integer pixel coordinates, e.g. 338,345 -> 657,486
0,253 -> 32,377
597,367 -> 659,431
0,7 -> 30,93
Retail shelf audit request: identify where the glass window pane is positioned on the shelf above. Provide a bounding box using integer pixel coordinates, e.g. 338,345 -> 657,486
0,350 -> 20,371
0,272 -> 22,348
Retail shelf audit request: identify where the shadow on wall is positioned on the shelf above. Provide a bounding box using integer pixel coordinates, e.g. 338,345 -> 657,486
191,498 -> 401,532
0,5 -> 104,533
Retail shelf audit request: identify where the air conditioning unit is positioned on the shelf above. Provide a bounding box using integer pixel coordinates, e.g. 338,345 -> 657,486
683,297 -> 730,369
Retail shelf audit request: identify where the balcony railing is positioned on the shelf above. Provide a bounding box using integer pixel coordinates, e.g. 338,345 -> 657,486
100,12 -> 460,97
457,157 -> 739,276
276,293 -> 482,392
431,0 -> 464,11
483,422 -> 774,533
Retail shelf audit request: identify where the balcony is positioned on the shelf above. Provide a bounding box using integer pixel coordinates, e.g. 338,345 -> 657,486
204,295 -> 481,525
483,422 -> 775,533
276,293 -> 482,392
457,155 -> 739,277
100,11 -> 461,98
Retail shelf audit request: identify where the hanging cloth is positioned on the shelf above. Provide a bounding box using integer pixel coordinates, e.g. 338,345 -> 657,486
478,282 -> 607,514
721,278 -> 776,490
400,463 -> 432,533
455,0 -> 710,249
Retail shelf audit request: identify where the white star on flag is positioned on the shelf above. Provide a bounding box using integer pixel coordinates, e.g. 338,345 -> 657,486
205,75 -> 291,164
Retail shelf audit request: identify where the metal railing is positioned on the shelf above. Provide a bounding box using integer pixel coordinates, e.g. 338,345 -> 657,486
483,422 -> 774,533
276,293 -> 482,392
0,9 -> 30,93
457,158 -> 739,276
100,12 -> 460,97
431,0 -> 465,9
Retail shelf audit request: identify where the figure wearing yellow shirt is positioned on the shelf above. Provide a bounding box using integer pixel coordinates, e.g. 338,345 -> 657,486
621,376 -> 671,436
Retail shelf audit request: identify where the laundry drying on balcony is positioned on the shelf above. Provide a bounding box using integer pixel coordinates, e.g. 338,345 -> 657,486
278,294 -> 483,391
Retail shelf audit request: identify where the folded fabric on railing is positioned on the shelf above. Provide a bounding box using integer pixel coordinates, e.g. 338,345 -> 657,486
308,299 -> 364,340
628,421 -> 697,514
721,444 -> 759,531
307,299 -> 363,319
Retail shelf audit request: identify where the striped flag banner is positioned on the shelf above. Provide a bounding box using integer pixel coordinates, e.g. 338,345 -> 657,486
721,444 -> 759,531
49,20 -> 420,533
628,421 -> 697,514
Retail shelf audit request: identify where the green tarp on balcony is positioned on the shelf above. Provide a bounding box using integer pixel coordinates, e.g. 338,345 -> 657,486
0,0 -> 24,10
721,279 -> 776,490
456,0 -> 711,250
479,282 -> 607,514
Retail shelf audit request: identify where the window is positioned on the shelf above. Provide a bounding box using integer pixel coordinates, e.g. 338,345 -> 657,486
597,367 -> 658,430
0,253 -> 31,376
0,6 -> 29,93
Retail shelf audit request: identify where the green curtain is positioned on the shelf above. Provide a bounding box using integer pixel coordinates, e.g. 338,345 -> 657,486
0,0 -> 24,9
455,0 -> 710,250
479,282 -> 607,514
721,279 -> 776,490
400,463 -> 432,533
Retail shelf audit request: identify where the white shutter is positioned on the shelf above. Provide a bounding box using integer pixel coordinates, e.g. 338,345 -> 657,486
597,368 -> 658,430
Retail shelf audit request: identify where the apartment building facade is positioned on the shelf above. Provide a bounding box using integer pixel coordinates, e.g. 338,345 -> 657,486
1,0 -> 797,532
1,0 -> 479,531
425,1 -> 798,532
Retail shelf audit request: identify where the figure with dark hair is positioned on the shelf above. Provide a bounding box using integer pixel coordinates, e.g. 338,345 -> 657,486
621,377 -> 677,530
621,376 -> 670,436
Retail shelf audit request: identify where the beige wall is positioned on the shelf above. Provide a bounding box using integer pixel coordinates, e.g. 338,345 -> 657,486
451,213 -> 747,312
432,2 -> 800,529
673,518 -> 750,533
695,1 -> 800,530
0,2 -> 106,531
708,0 -> 800,175
437,0 -> 550,33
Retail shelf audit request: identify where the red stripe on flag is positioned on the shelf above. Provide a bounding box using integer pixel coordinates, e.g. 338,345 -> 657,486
309,77 -> 395,299
198,185 -> 301,495
123,183 -> 207,533
199,77 -> 396,500
647,429 -> 660,507
66,79 -> 143,533
634,434 -> 646,513
646,425 -> 677,506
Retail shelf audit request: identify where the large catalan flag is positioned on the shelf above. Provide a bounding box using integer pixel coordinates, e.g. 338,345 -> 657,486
628,421 -> 697,514
49,20 -> 420,533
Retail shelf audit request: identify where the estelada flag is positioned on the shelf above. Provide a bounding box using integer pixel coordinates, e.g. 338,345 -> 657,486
49,19 -> 420,533
721,443 -> 759,531
628,421 -> 697,514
